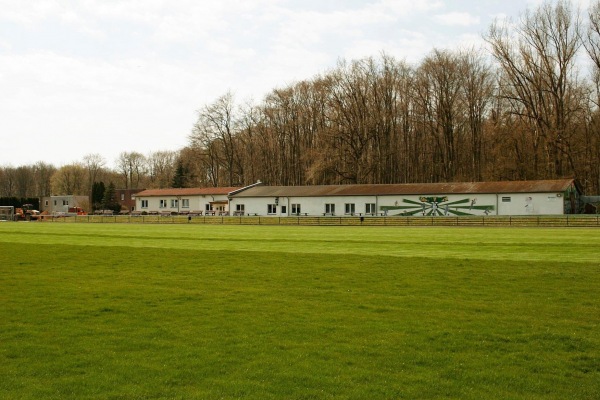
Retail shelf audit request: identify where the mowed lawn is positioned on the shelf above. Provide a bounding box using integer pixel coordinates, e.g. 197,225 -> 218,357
0,223 -> 599,399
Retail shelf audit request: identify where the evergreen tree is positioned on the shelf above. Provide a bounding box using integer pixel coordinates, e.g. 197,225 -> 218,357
101,182 -> 121,213
172,160 -> 188,188
91,181 -> 105,211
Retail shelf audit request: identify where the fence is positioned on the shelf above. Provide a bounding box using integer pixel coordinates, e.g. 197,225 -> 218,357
33,214 -> 600,227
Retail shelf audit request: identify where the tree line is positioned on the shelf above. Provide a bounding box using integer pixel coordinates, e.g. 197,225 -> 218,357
1,0 -> 600,199
0,151 -> 180,207
184,0 -> 600,194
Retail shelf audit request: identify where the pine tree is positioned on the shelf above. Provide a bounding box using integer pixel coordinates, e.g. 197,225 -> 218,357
101,182 -> 121,213
91,181 -> 105,211
172,160 -> 188,188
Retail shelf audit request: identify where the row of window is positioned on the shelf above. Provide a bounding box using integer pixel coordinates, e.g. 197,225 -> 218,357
263,203 -> 377,215
44,200 -> 69,206
44,200 -> 70,207
501,196 -> 556,203
137,196 -> 558,211
141,200 -> 226,211
141,199 -> 191,209
140,201 -> 378,214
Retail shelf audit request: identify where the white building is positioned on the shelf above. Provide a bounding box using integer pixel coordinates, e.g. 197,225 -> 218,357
228,179 -> 581,217
134,187 -> 243,215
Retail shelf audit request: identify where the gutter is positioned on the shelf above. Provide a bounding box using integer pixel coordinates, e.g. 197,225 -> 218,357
496,194 -> 499,216
286,196 -> 290,216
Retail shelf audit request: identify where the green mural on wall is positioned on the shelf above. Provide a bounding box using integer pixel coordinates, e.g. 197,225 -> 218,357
381,197 -> 495,216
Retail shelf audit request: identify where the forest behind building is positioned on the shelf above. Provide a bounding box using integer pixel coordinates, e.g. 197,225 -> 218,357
2,0 -> 600,202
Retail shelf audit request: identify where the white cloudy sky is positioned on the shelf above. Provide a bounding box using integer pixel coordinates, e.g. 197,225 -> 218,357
0,0 -> 590,168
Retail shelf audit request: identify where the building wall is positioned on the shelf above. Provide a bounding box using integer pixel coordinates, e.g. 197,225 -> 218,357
495,193 -> 565,216
231,195 -> 380,216
135,194 -> 231,213
40,196 -> 89,214
230,192 -> 567,216
116,189 -> 144,212
381,193 -> 565,216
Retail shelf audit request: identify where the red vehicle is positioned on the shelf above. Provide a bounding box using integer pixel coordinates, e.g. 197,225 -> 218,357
68,207 -> 87,215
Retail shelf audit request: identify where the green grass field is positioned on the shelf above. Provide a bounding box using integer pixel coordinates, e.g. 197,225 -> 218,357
1,223 -> 599,399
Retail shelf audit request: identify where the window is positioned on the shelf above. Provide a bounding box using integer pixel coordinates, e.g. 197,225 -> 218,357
501,197 -> 511,203
141,200 -> 148,208
159,199 -> 167,208
325,203 -> 335,214
345,203 -> 355,215
120,193 -> 125,201
281,205 -> 287,214
205,204 -> 211,211
366,203 -> 376,214
170,199 -> 178,208
45,200 -> 49,206
291,203 -> 301,215
54,200 -> 57,206
236,204 -> 245,212
63,200 -> 68,206
182,199 -> 190,208
131,194 -> 135,200
267,204 -> 277,214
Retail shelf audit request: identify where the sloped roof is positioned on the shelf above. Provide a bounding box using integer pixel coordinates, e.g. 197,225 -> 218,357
136,187 -> 242,197
231,179 -> 576,198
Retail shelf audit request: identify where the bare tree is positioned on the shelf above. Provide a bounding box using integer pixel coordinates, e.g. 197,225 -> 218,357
33,162 -> 56,197
0,167 -> 17,197
326,58 -> 381,183
460,49 -> 495,181
189,126 -> 223,187
415,49 -> 466,181
486,0 -> 583,178
51,163 -> 87,195
83,153 -> 106,199
585,0 -> 600,90
14,166 -> 35,198
116,151 -> 147,189
83,154 -> 106,186
147,150 -> 177,188
583,0 -> 600,192
190,92 -> 240,186
235,101 -> 263,184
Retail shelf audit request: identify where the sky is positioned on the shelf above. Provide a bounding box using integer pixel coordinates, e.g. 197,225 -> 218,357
0,0 -> 591,169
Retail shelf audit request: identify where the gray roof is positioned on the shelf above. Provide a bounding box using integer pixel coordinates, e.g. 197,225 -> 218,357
232,179 -> 576,198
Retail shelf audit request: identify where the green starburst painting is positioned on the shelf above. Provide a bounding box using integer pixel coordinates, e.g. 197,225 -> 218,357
381,196 -> 495,216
